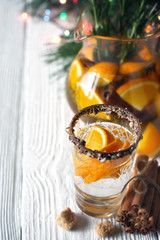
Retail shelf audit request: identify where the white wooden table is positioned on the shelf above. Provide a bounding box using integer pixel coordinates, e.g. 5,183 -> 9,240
1,1 -> 160,239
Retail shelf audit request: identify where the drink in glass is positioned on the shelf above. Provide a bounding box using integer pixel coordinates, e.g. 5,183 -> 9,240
68,104 -> 141,218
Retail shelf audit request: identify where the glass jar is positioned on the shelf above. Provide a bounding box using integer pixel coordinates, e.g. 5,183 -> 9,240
66,33 -> 160,124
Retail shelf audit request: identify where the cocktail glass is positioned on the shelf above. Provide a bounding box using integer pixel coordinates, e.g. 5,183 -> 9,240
67,104 -> 141,218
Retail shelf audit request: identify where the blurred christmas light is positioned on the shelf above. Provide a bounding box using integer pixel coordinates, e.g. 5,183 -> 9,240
59,0 -> 67,4
44,16 -> 50,22
158,15 -> 160,21
45,9 -> 51,15
20,12 -> 30,22
64,30 -> 70,36
73,0 -> 78,3
48,36 -> 62,44
145,24 -> 152,34
60,12 -> 67,20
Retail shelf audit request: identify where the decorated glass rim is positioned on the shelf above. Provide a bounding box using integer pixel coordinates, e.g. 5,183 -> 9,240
68,104 -> 142,162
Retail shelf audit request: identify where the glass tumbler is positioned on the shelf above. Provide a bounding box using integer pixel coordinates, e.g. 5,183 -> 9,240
67,104 -> 141,218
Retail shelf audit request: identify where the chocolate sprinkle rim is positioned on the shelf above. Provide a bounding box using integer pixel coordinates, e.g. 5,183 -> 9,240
68,104 -> 142,161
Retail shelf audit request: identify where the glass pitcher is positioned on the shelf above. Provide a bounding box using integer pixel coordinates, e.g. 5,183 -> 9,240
66,33 -> 160,124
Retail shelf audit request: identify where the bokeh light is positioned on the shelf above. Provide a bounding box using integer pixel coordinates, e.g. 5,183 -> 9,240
45,9 -> 51,15
20,12 -> 31,22
59,12 -> 67,20
49,36 -> 62,44
59,0 -> 67,4
64,30 -> 70,36
44,16 -> 50,22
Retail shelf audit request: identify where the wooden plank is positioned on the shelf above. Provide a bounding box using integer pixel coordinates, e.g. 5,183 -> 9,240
0,0 -> 25,239
22,17 -> 100,239
22,17 -> 160,240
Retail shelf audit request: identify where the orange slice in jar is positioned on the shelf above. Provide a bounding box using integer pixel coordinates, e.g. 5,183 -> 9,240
117,78 -> 159,111
138,46 -> 153,62
154,93 -> 160,115
69,59 -> 86,91
155,58 -> 160,77
119,62 -> 146,75
75,81 -> 109,119
87,62 -> 118,87
137,122 -> 160,158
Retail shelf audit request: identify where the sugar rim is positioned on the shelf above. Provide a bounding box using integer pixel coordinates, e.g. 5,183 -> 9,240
68,104 -> 142,161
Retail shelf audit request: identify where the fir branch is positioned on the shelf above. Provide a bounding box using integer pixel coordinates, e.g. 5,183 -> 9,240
45,41 -> 82,73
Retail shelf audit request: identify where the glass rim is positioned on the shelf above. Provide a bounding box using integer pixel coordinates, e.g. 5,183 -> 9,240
81,30 -> 160,43
68,104 -> 142,161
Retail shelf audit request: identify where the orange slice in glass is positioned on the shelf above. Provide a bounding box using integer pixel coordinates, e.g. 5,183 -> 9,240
101,138 -> 123,153
117,78 -> 159,111
85,126 -> 115,151
73,125 -> 132,183
137,122 -> 160,157
69,59 -> 86,91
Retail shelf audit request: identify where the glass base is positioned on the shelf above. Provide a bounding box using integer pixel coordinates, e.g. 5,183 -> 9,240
75,185 -> 124,218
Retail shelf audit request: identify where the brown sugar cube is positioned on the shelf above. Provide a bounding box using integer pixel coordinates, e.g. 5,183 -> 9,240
95,220 -> 114,237
56,207 -> 77,231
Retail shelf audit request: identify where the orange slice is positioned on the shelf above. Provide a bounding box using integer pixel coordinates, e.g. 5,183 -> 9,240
117,78 -> 159,111
101,138 -> 123,153
75,82 -> 109,119
123,140 -> 130,149
119,62 -> 146,75
155,58 -> 160,77
137,122 -> 160,157
87,62 -> 118,86
138,46 -> 153,62
85,125 -> 115,151
154,93 -> 160,115
69,59 -> 86,91
73,125 -> 134,184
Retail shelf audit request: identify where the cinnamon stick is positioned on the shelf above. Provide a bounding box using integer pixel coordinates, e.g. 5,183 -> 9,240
140,216 -> 148,227
148,167 -> 160,232
116,155 -> 148,221
117,155 -> 160,235
131,160 -> 158,213
134,221 -> 141,230
125,226 -> 135,234
116,155 -> 148,225
140,227 -> 149,235
138,162 -> 158,218
126,210 -> 137,219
